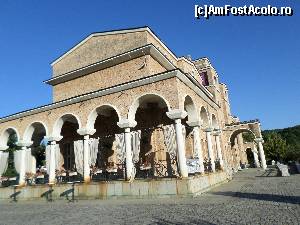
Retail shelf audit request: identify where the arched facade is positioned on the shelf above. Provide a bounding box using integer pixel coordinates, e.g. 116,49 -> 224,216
0,127 -> 20,150
183,95 -> 198,159
23,122 -> 48,144
128,93 -> 171,122
52,113 -> 82,138
200,106 -> 209,128
87,104 -> 121,131
129,93 -> 174,178
223,121 -> 265,170
0,27 -> 266,188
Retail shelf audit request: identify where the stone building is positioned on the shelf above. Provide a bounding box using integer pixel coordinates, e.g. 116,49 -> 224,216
0,27 -> 267,194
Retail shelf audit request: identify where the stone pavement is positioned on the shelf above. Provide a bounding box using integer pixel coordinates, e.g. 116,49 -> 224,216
0,168 -> 299,225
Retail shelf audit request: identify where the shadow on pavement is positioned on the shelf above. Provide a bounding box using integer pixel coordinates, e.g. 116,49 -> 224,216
150,217 -> 217,225
212,191 -> 300,205
255,168 -> 279,177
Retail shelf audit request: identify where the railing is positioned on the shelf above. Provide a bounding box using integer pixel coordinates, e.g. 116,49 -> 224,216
56,171 -> 83,183
91,163 -> 125,181
135,159 -> 177,179
0,177 -> 18,188
203,159 -> 213,173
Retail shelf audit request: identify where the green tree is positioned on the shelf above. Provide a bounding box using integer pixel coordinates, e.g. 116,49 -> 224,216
242,132 -> 255,142
263,125 -> 300,163
32,144 -> 46,167
3,134 -> 20,177
263,132 -> 287,162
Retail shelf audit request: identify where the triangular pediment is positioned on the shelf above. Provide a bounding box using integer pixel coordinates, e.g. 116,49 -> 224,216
51,27 -> 152,76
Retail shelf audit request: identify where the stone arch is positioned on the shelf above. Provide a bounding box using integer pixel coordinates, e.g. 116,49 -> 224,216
200,106 -> 209,128
211,114 -> 219,129
229,129 -> 256,147
87,104 -> 121,131
128,93 -> 171,121
0,127 -> 20,149
183,95 -> 198,122
131,93 -> 174,178
88,104 -> 122,174
23,122 -> 48,168
182,95 -> 198,159
23,121 -> 48,143
53,113 -> 82,172
52,113 -> 82,137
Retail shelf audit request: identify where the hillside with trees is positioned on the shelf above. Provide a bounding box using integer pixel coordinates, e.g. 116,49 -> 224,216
262,125 -> 300,163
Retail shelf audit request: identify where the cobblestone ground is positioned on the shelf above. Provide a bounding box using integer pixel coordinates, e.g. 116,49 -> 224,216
0,168 -> 299,225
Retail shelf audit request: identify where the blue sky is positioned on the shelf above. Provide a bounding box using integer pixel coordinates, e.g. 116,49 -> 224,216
0,0 -> 299,130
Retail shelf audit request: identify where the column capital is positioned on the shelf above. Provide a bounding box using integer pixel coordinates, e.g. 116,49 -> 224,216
45,136 -> 63,142
254,138 -> 264,143
186,120 -> 202,127
204,127 -> 214,132
0,145 -> 9,151
213,129 -> 222,136
77,128 -> 96,136
166,109 -> 187,120
17,140 -> 33,148
117,119 -> 137,129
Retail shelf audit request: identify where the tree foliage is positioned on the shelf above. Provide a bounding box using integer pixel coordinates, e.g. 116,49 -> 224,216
262,125 -> 300,162
263,132 -> 287,162
242,132 -> 255,142
3,134 -> 20,177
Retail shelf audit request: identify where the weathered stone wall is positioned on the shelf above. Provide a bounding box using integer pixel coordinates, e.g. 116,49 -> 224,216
177,58 -> 202,84
52,55 -> 167,102
52,31 -> 148,76
175,79 -> 221,161
52,29 -> 180,77
146,32 -> 178,67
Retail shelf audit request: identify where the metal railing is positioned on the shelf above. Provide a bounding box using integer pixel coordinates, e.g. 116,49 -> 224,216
91,163 -> 125,181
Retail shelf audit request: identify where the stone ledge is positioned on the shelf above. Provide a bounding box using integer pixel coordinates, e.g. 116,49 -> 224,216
0,172 -> 230,202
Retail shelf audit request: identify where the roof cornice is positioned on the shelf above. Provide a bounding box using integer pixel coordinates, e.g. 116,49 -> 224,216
0,70 -> 218,124
45,44 -> 176,86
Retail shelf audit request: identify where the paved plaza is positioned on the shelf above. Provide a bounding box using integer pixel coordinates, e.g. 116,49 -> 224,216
0,168 -> 299,225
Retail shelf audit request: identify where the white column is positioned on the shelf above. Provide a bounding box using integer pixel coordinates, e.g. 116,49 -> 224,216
16,140 -> 32,186
18,146 -> 27,186
124,127 -> 134,181
256,138 -> 267,170
174,119 -> 188,178
253,148 -> 260,168
49,141 -> 57,184
83,135 -> 90,183
167,109 -> 188,178
77,128 -> 96,183
117,119 -> 137,181
214,130 -> 224,170
205,128 -> 215,172
187,121 -> 204,174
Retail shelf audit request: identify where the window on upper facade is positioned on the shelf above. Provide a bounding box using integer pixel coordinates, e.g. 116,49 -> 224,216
200,72 -> 209,86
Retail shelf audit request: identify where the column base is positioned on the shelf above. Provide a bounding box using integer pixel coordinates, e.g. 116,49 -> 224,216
84,177 -> 91,183
18,182 -> 26,187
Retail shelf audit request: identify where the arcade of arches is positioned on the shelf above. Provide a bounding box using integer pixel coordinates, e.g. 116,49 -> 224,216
0,93 -> 267,186
0,27 -> 267,189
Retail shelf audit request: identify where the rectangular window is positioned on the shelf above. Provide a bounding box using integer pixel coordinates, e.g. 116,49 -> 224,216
200,72 -> 209,86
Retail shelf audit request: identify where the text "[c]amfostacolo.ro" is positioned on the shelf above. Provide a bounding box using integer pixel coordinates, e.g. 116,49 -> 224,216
195,4 -> 294,19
